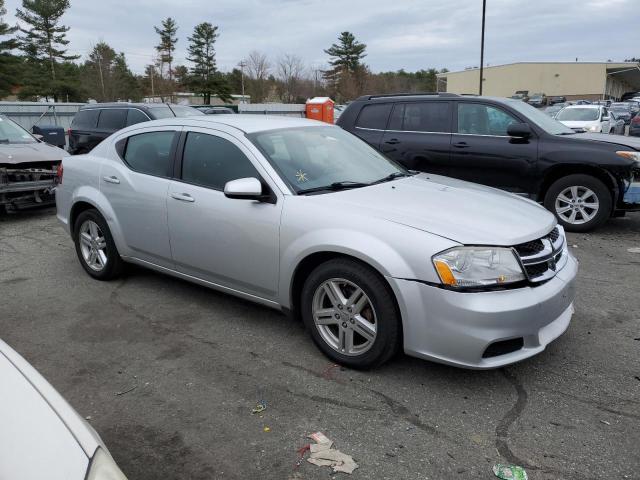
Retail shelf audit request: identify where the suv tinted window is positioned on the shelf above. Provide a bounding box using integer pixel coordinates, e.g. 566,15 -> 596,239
181,132 -> 259,190
458,104 -> 518,136
97,109 -> 127,130
72,109 -> 99,129
126,109 -> 150,126
389,102 -> 451,132
123,131 -> 176,177
355,104 -> 391,130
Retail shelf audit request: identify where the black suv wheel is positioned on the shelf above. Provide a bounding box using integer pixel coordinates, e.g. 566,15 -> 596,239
544,174 -> 612,232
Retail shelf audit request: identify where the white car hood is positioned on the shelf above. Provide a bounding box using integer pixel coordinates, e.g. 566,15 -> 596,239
0,340 -> 100,480
559,120 -> 599,128
0,142 -> 67,164
309,174 -> 555,245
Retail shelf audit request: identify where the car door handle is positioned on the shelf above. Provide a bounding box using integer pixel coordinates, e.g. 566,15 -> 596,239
170,192 -> 195,203
452,142 -> 470,148
385,138 -> 400,145
102,175 -> 120,184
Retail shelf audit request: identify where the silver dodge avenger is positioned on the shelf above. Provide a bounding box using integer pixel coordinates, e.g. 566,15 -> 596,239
56,116 -> 577,369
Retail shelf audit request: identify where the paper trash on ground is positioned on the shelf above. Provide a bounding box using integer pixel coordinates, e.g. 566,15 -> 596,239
306,432 -> 359,474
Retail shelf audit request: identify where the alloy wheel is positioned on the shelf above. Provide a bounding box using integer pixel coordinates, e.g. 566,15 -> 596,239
555,186 -> 599,225
312,278 -> 377,356
78,219 -> 108,271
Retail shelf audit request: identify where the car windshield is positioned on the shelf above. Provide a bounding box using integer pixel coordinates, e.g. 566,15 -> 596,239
556,108 -> 600,121
0,116 -> 37,144
249,126 -> 408,194
506,100 -> 575,135
610,103 -> 630,110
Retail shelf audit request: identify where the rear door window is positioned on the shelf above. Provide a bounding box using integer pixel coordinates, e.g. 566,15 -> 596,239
355,104 -> 392,130
126,109 -> 150,126
388,102 -> 451,133
71,109 -> 99,129
123,131 -> 176,177
97,109 -> 127,130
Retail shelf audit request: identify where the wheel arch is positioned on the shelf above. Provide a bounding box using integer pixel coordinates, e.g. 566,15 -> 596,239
539,164 -> 619,208
287,251 -> 403,340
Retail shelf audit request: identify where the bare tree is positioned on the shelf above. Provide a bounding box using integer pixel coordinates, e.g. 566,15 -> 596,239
245,50 -> 270,102
276,53 -> 305,103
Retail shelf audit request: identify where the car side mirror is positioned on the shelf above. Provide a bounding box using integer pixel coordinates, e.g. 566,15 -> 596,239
224,177 -> 265,201
507,122 -> 532,138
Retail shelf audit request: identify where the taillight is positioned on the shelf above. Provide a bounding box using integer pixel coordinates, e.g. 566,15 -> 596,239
56,162 -> 63,184
67,128 -> 72,136
632,116 -> 640,125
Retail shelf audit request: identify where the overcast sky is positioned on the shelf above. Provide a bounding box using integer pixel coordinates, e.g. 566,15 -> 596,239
2,0 -> 638,75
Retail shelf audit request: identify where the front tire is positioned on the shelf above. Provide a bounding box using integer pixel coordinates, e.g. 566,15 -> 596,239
73,209 -> 124,280
544,174 -> 612,232
301,258 -> 401,369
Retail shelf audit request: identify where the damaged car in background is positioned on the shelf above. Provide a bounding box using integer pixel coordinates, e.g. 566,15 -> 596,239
0,114 -> 66,212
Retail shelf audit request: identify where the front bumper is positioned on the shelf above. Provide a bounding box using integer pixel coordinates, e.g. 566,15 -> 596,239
388,252 -> 578,369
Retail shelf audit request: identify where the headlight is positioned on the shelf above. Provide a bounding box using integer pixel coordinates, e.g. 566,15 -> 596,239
586,125 -> 599,132
432,247 -> 525,288
87,448 -> 128,480
616,151 -> 640,165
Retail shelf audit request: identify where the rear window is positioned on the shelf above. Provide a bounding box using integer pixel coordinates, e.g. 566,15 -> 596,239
169,105 -> 205,117
355,104 -> 392,130
126,109 -> 150,126
72,109 -> 99,129
147,106 -> 175,119
97,109 -> 127,130
389,102 -> 451,133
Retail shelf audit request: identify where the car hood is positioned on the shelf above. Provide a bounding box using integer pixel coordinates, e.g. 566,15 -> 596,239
0,142 -> 67,164
309,174 -> 555,245
571,132 -> 640,150
559,120 -> 599,128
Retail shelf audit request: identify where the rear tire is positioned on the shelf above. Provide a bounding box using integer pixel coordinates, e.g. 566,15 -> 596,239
73,209 -> 124,280
543,174 -> 612,232
301,258 -> 401,369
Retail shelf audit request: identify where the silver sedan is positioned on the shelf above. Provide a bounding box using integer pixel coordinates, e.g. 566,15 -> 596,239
56,116 -> 577,369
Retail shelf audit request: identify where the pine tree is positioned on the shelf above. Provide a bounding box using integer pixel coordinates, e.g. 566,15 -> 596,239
186,22 -> 230,103
0,0 -> 19,98
323,32 -> 367,102
154,17 -> 178,83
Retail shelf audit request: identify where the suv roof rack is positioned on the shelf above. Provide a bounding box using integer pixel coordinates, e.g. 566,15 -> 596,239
356,92 -> 460,101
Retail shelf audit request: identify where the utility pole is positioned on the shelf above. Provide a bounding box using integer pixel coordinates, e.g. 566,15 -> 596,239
237,60 -> 246,103
150,66 -> 155,98
479,0 -> 487,95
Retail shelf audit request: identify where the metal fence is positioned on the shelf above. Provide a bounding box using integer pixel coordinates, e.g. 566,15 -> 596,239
0,101 -> 84,132
238,103 -> 306,117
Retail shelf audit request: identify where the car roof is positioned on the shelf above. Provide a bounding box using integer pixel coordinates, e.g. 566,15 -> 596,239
79,103 -> 179,110
132,115 -> 328,134
563,104 -> 600,109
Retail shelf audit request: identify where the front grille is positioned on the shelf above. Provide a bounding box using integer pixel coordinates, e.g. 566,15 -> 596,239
513,226 -> 566,284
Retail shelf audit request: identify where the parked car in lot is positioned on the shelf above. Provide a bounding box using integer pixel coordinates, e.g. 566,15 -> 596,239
337,93 -> 640,231
555,105 -> 613,133
0,338 -> 127,480
548,96 -> 566,105
56,115 -> 578,369
528,93 -> 547,107
609,102 -> 633,124
510,90 -> 529,102
608,111 -> 627,135
68,103 -> 204,155
625,100 -> 639,117
0,114 -> 67,212
630,114 -> 640,137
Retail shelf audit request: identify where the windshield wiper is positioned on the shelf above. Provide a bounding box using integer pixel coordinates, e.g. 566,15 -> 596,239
297,181 -> 369,195
369,171 -> 413,185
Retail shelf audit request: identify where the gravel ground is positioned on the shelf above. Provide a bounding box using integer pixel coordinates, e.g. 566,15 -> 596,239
1,208 -> 639,480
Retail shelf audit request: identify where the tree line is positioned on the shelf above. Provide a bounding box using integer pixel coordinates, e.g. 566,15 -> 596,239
0,0 -> 449,104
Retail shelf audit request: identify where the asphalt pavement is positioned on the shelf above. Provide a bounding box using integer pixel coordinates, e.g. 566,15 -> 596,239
1,208 -> 639,479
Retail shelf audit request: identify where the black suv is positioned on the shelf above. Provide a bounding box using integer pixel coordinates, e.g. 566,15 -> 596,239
337,93 -> 640,231
68,103 -> 203,155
